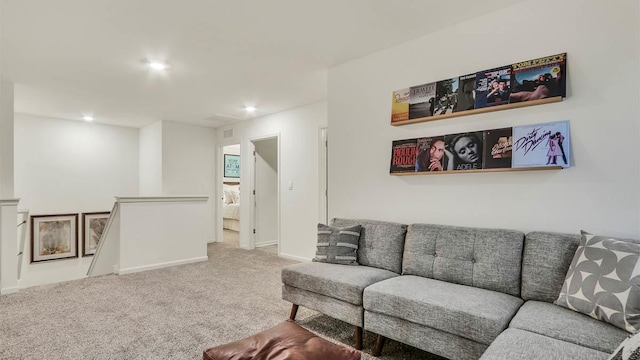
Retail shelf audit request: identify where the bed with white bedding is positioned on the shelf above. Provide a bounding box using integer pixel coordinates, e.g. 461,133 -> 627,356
223,202 -> 240,231
223,183 -> 240,231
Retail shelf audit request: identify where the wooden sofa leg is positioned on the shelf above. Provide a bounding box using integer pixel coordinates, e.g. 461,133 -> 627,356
372,335 -> 386,356
289,304 -> 299,320
355,326 -> 363,350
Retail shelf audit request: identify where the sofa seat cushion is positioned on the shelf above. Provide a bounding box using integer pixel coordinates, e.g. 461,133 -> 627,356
509,300 -> 629,353
363,275 -> 523,345
281,262 -> 398,305
479,328 -> 609,360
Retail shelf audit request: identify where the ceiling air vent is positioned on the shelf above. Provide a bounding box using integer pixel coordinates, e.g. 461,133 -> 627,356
223,129 -> 234,138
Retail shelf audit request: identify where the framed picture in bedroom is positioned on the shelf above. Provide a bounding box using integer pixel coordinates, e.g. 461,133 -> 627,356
30,213 -> 78,263
224,154 -> 240,178
82,212 -> 110,256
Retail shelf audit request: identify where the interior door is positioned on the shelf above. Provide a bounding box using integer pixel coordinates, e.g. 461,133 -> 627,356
253,138 -> 278,247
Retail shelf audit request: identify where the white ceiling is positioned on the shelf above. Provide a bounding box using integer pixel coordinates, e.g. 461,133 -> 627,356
1,0 -> 523,128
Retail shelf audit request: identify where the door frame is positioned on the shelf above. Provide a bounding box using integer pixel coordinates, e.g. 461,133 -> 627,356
248,132 -> 281,253
318,126 -> 328,224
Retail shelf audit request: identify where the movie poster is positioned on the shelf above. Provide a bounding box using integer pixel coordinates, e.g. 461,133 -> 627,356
444,131 -> 484,171
390,138 -> 418,173
483,127 -> 513,169
415,136 -> 446,172
453,73 -> 476,113
475,66 -> 512,109
510,53 -> 567,103
433,79 -> 458,116
409,83 -> 436,119
512,120 -> 570,168
391,88 -> 410,123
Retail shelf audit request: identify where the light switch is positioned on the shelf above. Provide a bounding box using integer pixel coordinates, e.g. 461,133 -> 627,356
288,181 -> 293,190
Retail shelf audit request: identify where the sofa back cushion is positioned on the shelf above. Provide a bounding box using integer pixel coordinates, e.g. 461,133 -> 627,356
330,218 -> 407,274
402,224 -> 524,297
520,231 -> 580,302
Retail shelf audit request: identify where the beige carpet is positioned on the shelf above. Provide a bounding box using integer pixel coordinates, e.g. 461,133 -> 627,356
222,229 -> 239,247
256,244 -> 278,254
224,229 -> 278,254
0,242 -> 442,360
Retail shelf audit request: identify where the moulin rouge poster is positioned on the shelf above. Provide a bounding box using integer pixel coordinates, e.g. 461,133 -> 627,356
390,139 -> 418,173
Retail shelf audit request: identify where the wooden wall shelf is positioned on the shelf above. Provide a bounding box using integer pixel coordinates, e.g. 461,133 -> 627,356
391,97 -> 563,126
390,166 -> 563,176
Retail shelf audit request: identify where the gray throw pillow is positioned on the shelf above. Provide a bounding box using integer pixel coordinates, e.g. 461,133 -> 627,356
555,231 -> 640,333
313,224 -> 361,265
608,331 -> 640,360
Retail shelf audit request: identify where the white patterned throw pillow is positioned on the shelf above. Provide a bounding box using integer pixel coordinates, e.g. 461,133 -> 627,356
313,224 -> 361,265
608,331 -> 640,360
555,231 -> 640,333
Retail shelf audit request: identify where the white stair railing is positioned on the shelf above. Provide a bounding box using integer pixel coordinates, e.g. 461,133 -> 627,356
87,202 -> 120,277
16,210 -> 29,280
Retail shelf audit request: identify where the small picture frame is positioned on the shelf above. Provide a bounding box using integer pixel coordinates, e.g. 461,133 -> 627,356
31,214 -> 78,263
224,154 -> 240,178
82,212 -> 110,256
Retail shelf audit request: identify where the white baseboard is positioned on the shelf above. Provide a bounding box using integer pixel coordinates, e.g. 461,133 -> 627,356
255,241 -> 277,248
1,286 -> 20,295
117,256 -> 209,275
278,252 -> 312,262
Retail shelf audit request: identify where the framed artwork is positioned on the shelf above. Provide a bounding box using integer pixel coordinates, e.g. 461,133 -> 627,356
30,214 -> 78,263
82,212 -> 110,256
224,154 -> 240,178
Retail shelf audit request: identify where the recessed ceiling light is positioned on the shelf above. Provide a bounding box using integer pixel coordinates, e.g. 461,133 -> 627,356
244,106 -> 257,112
148,62 -> 168,71
83,115 -> 94,121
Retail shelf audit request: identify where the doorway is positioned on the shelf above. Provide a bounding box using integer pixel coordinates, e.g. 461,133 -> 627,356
221,143 -> 241,247
250,135 -> 279,254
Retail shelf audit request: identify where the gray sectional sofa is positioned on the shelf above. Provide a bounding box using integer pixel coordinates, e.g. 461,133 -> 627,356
281,218 -> 630,360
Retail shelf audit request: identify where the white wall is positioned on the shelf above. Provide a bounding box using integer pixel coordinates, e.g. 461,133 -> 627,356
117,197 -> 209,274
328,0 -> 640,239
215,101 -> 327,260
0,81 -> 16,294
0,81 -> 14,198
139,121 -> 162,196
138,120 -> 216,241
14,113 -> 139,287
161,121 -> 216,241
254,138 -> 278,246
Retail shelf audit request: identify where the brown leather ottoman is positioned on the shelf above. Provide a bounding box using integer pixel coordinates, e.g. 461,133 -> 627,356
203,320 -> 361,360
